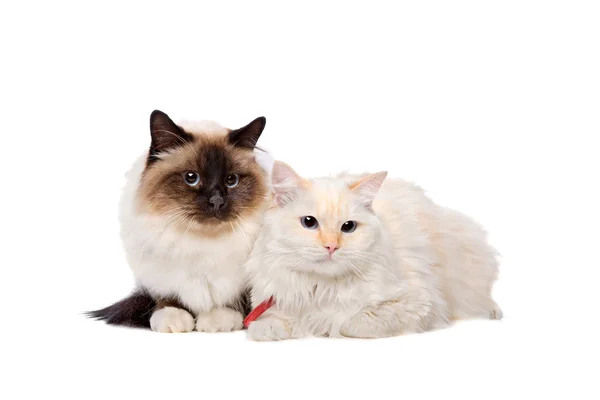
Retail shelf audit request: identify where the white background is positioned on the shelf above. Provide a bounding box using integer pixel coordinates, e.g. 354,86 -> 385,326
1,1 -> 599,399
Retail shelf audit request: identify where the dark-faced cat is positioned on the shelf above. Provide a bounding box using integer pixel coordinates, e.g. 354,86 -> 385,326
88,110 -> 271,332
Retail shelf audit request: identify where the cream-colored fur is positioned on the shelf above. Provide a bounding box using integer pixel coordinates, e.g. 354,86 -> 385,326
150,307 -> 196,333
246,162 -> 501,341
195,307 -> 244,333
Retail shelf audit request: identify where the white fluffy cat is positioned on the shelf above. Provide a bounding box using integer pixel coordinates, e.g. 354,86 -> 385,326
245,161 -> 502,340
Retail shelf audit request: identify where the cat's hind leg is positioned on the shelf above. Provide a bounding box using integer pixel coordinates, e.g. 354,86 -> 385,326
489,300 -> 503,320
441,209 -> 502,322
452,299 -> 503,321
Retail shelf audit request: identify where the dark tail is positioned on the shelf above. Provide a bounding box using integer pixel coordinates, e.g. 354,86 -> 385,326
86,288 -> 156,328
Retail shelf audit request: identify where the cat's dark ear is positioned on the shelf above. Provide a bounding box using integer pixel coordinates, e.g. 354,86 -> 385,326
350,171 -> 388,207
228,117 -> 266,149
149,110 -> 193,161
272,161 -> 307,207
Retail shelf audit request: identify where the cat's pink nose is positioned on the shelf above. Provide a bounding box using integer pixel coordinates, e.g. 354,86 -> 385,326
324,243 -> 339,255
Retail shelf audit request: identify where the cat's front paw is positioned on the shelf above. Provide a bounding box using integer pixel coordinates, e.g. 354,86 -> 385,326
340,313 -> 393,339
247,317 -> 293,341
150,307 -> 195,333
195,308 -> 243,333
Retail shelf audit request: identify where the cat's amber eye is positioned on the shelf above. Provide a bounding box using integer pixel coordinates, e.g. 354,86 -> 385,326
225,173 -> 240,188
183,171 -> 200,187
341,221 -> 357,233
301,216 -> 319,230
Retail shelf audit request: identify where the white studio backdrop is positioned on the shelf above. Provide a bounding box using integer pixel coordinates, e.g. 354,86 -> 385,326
0,1 -> 598,399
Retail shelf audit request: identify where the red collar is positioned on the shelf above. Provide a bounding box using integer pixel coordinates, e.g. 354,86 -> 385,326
243,297 -> 274,328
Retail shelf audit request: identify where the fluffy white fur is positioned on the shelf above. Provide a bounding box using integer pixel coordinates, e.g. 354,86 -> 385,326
195,307 -> 244,332
246,161 -> 502,341
150,307 -> 196,333
120,120 -> 272,333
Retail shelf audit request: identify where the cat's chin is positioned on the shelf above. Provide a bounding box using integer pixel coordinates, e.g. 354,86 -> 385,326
171,215 -> 235,236
188,212 -> 237,225
196,215 -> 229,224
292,260 -> 354,279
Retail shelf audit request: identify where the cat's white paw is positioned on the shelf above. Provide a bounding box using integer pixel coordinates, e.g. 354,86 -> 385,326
150,307 -> 195,333
340,317 -> 378,338
195,308 -> 243,333
340,313 -> 396,339
490,302 -> 504,320
247,317 -> 293,341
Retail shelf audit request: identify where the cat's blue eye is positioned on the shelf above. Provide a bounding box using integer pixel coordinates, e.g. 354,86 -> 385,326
301,216 -> 319,230
341,221 -> 357,233
225,173 -> 240,188
183,171 -> 200,186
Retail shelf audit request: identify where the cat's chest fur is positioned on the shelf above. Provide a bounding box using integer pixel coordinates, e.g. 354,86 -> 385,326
122,215 -> 257,314
255,267 -> 380,315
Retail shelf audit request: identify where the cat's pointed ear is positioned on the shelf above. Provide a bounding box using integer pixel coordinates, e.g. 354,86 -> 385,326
272,161 -> 307,207
228,117 -> 266,149
350,171 -> 388,206
149,110 -> 193,161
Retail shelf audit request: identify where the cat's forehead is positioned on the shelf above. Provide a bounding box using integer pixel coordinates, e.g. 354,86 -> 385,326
177,119 -> 229,137
157,133 -> 255,172
303,178 -> 355,217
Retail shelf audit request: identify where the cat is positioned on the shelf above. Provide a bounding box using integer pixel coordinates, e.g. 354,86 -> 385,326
87,110 -> 272,333
244,161 -> 502,340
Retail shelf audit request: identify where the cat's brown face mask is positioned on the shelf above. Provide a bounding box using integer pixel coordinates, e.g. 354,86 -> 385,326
137,110 -> 268,235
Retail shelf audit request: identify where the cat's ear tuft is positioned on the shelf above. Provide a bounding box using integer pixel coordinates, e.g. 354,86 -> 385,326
350,171 -> 388,206
271,161 -> 306,207
149,110 -> 192,160
229,117 -> 266,149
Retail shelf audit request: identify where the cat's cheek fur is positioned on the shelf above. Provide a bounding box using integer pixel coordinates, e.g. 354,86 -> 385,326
150,307 -> 195,333
195,308 -> 244,332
